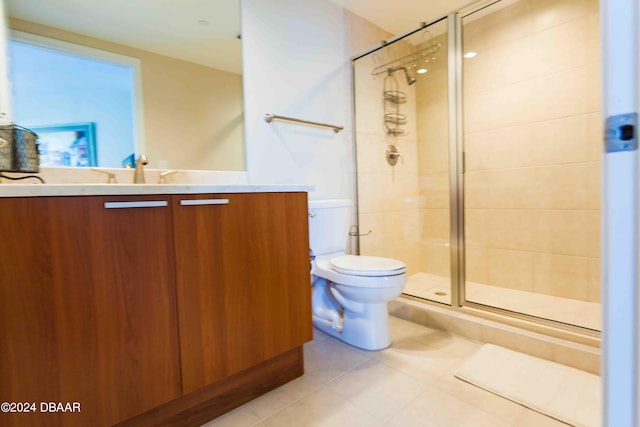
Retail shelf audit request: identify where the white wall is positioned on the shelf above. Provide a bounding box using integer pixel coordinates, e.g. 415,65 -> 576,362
241,0 -> 353,200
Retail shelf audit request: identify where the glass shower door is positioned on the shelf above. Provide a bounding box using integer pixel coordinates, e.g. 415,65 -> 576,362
352,18 -> 453,305
460,0 -> 601,330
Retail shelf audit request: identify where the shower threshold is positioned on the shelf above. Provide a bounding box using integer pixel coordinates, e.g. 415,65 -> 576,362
404,272 -> 601,331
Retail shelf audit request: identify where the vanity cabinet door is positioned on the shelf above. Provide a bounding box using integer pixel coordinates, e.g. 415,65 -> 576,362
173,192 -> 312,394
0,196 -> 181,427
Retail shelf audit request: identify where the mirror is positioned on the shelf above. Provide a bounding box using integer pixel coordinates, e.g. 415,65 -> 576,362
3,0 -> 244,171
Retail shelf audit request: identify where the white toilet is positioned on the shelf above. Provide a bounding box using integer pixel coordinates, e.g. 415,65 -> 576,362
308,199 -> 407,350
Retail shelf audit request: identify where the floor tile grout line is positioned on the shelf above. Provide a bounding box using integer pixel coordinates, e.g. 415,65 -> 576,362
248,339 -> 373,423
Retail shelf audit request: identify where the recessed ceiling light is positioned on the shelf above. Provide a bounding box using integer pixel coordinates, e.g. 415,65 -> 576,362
416,68 -> 428,74
463,51 -> 478,58
197,20 -> 209,26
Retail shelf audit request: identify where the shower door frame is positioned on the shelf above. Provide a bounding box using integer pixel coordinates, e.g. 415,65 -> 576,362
351,1 -> 602,339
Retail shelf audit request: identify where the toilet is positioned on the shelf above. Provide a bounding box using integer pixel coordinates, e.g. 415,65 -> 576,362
308,199 -> 407,350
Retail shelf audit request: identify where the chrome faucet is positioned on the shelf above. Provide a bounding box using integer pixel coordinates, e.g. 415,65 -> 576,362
133,155 -> 148,183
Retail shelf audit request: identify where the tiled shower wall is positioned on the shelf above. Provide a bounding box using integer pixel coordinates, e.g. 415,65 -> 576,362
461,0 -> 601,303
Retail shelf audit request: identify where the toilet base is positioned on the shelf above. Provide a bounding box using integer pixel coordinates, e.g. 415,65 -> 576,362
312,300 -> 392,351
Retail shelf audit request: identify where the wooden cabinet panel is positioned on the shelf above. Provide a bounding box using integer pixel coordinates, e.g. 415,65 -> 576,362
223,193 -> 312,374
172,194 -> 230,392
0,196 -> 181,427
173,192 -> 312,393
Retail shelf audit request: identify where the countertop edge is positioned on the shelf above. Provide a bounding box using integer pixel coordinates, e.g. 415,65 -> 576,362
0,184 -> 315,198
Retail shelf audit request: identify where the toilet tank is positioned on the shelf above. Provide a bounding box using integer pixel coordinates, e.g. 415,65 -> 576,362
308,199 -> 352,256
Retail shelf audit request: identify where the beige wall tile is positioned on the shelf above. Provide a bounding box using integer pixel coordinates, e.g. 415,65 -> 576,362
394,241 -> 422,276
464,36 -> 538,95
465,209 -> 537,251
535,164 -> 589,210
417,137 -> 449,175
383,209 -> 421,246
533,210 -> 590,256
487,248 -> 535,291
461,16 -> 488,55
531,66 -> 590,122
465,164 -> 588,210
465,124 -> 534,171
421,208 -> 450,243
421,243 -> 451,277
343,9 -> 393,58
587,211 -> 601,258
486,209 -> 538,250
463,0 -> 533,48
419,173 -> 450,209
586,13 -> 601,63
415,43 -> 448,105
586,62 -> 601,113
586,112 -> 603,161
417,101 -> 449,140
532,253 -> 589,300
586,0 -> 599,14
587,161 -> 601,210
465,247 -> 490,285
465,78 -> 537,132
357,172 -> 386,213
587,257 -> 601,303
354,63 -> 386,135
531,115 -> 590,166
465,168 -> 537,210
532,17 -> 589,76
355,132 -> 389,174
463,209 -> 489,249
383,173 -> 420,212
395,139 -> 419,176
531,0 -> 590,31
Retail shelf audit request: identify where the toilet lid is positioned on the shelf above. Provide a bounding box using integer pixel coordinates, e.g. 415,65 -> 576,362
329,255 -> 406,277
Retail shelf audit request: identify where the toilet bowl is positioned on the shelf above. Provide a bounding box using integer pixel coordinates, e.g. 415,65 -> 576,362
308,200 -> 407,350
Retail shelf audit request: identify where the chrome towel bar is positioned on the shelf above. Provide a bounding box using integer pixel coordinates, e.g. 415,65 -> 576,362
264,113 -> 343,133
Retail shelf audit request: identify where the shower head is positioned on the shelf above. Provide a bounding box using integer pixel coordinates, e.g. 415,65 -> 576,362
398,67 -> 416,86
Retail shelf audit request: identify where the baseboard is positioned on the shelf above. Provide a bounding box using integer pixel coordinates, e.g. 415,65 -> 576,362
115,347 -> 304,427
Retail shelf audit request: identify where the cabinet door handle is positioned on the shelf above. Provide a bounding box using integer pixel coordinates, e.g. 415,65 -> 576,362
180,199 -> 229,206
104,201 -> 168,209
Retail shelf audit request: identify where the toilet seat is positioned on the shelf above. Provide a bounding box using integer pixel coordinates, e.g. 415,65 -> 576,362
329,255 -> 406,277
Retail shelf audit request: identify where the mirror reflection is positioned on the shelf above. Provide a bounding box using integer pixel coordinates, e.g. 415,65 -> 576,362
4,0 -> 244,171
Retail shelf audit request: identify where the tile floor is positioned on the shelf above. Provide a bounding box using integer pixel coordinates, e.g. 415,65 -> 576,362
201,316 -> 576,427
404,272 -> 601,331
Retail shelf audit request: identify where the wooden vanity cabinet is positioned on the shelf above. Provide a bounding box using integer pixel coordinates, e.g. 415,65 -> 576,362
0,195 -> 182,427
0,191 -> 312,426
172,192 -> 312,394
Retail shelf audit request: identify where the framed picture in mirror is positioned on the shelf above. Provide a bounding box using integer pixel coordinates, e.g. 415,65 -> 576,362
31,122 -> 97,167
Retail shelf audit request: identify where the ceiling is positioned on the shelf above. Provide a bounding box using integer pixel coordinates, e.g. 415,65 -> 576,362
5,0 -> 476,75
328,0 -> 476,35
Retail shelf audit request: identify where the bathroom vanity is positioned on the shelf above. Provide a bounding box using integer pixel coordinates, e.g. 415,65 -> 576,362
0,185 -> 312,427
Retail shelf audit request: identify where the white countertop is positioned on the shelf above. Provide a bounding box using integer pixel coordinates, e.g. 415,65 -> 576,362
0,184 -> 314,198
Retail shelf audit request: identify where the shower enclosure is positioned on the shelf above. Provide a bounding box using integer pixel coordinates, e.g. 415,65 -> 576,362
352,0 -> 601,332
